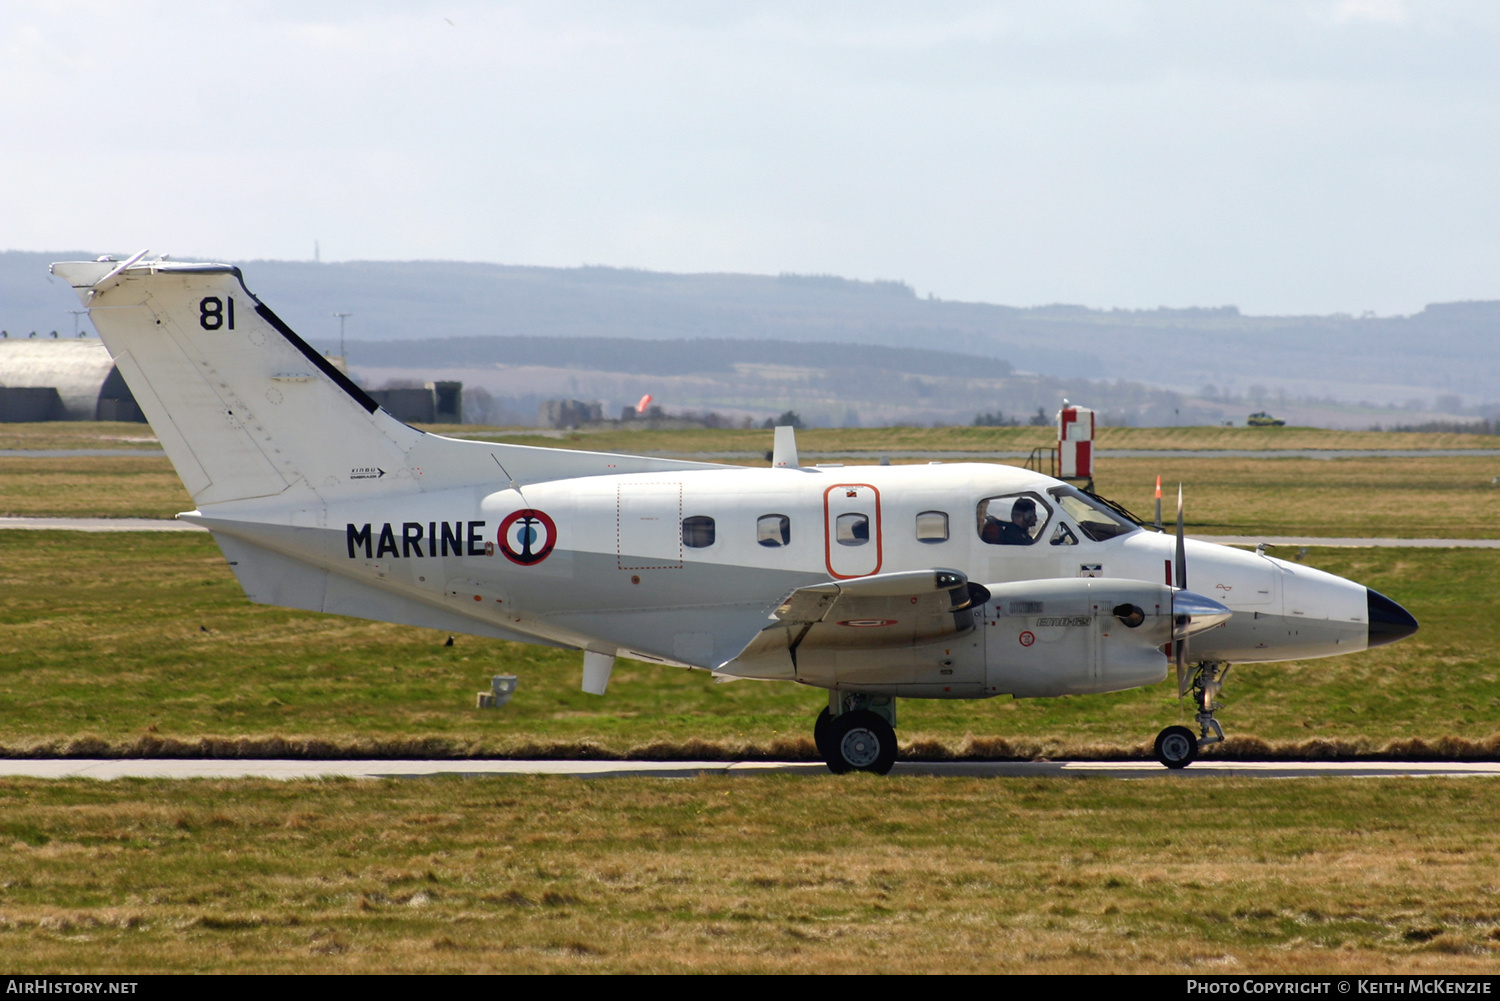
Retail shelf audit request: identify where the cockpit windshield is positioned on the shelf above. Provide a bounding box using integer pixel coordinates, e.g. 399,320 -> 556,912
1047,485 -> 1140,542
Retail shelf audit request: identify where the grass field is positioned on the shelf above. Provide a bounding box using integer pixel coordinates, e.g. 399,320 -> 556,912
5,420 -> 1500,454
4,426 -> 1500,538
3,423 -> 1499,974
455,423 -> 1500,455
1097,456 -> 1500,539
0,531 -> 1492,757
1,775 -> 1498,973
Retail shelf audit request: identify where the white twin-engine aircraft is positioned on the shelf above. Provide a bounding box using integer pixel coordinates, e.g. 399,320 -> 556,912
53,256 -> 1419,773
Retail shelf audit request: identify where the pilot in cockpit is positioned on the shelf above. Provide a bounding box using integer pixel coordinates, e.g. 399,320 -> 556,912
981,496 -> 1037,545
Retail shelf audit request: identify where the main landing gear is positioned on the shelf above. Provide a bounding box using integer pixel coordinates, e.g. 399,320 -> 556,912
1154,660 -> 1231,769
816,693 -> 898,775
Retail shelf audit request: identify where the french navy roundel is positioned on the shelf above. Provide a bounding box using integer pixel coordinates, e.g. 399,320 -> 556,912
498,509 -> 557,566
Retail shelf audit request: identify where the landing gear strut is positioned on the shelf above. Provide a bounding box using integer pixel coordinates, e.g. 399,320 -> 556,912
817,692 -> 898,775
1154,660 -> 1231,769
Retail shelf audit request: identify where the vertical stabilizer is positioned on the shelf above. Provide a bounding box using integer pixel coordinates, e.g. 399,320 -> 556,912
51,259 -> 422,508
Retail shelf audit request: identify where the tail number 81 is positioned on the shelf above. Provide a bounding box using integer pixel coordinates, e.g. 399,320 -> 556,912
199,296 -> 236,330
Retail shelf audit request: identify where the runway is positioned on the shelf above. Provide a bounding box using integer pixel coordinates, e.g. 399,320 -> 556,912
1,759 -> 1497,780
0,516 -> 205,532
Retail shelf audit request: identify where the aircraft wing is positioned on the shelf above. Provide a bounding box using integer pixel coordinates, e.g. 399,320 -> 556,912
717,569 -> 985,680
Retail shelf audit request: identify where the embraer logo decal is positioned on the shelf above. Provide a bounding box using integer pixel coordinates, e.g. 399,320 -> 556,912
499,509 -> 557,566
347,521 -> 488,559
350,467 -> 386,480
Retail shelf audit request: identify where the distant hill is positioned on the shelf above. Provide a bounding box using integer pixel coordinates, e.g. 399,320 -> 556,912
348,335 -> 1013,379
346,334 -> 1178,428
5,251 -> 1497,416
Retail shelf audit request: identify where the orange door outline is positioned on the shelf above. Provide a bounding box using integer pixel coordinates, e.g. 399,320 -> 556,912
823,483 -> 882,579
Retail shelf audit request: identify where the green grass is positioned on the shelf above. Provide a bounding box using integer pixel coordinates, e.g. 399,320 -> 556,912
0,421 -> 164,451
5,433 -> 1500,540
453,423 -> 1500,454
1097,455 -> 1500,538
2,423 -> 1499,975
0,532 -> 1491,756
0,775 -> 1497,973
11,420 -> 1498,455
0,456 -> 192,519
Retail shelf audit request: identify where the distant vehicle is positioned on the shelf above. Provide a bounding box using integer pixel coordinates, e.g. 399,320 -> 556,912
1247,412 -> 1285,427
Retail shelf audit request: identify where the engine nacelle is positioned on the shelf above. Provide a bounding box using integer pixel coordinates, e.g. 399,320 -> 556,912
774,576 -> 1227,701
981,578 -> 1176,697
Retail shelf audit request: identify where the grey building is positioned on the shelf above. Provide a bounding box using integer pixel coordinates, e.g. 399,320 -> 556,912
0,339 -> 143,421
365,381 -> 463,424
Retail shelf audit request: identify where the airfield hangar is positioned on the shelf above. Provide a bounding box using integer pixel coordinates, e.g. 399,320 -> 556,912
0,340 -> 463,425
0,339 -> 144,422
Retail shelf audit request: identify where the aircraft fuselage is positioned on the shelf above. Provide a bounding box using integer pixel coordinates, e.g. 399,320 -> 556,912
189,459 -> 1377,685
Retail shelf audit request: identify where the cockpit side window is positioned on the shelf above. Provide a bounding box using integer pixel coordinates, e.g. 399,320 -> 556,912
1047,486 -> 1139,542
977,493 -> 1052,546
915,510 -> 948,543
1050,523 -> 1079,546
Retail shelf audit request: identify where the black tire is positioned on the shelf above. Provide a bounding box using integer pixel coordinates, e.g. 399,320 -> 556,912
813,707 -> 834,761
824,710 -> 898,775
1154,725 -> 1198,769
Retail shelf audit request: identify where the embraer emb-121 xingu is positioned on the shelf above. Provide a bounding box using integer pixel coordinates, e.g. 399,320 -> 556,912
52,254 -> 1419,772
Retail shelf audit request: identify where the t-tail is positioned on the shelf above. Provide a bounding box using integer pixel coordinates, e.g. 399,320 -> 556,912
50,255 -> 719,512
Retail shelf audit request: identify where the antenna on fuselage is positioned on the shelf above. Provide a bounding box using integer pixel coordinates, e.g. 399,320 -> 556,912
772,425 -> 800,469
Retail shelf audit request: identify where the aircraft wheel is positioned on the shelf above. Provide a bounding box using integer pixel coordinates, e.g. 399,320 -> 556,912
825,710 -> 897,775
813,708 -> 834,761
1154,725 -> 1198,769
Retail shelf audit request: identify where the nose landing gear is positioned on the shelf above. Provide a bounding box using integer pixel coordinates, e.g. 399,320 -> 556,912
1154,660 -> 1231,769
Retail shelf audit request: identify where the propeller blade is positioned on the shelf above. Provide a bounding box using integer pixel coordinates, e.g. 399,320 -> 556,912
1174,484 -> 1188,696
1176,631 -> 1189,698
1154,475 -> 1163,531
1175,484 -> 1187,591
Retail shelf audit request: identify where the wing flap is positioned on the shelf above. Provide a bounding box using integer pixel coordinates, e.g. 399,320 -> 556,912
718,569 -> 981,679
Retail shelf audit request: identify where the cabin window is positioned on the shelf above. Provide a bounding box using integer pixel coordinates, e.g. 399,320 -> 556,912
977,493 -> 1052,546
835,512 -> 870,546
915,510 -> 949,543
682,515 -> 716,548
757,514 -> 791,547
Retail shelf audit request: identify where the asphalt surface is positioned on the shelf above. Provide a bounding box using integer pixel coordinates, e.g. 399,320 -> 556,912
1,759 -> 1497,780
0,516 -> 204,532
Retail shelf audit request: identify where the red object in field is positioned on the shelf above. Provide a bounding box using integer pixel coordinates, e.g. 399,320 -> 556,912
1057,405 -> 1095,478
636,394 -> 653,414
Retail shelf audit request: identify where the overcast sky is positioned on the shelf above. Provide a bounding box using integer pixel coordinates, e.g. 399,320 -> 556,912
4,1 -> 1499,315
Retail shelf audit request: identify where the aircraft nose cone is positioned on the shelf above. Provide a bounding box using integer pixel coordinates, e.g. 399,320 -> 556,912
1367,588 -> 1418,648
